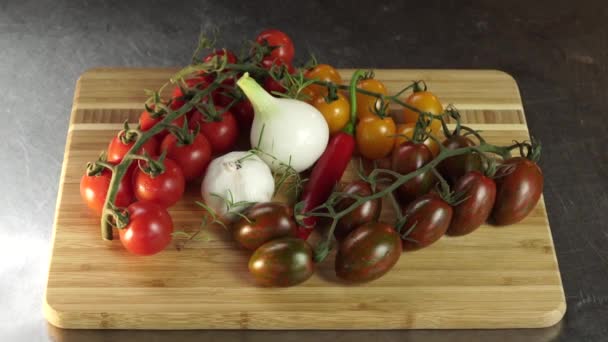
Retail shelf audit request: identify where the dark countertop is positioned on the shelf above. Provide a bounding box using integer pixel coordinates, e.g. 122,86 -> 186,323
1,0 -> 607,341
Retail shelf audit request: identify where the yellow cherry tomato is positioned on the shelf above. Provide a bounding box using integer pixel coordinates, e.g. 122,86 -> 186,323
304,64 -> 342,96
401,91 -> 444,132
299,86 -> 317,104
394,123 -> 440,156
312,93 -> 351,135
356,78 -> 388,120
356,116 -> 396,160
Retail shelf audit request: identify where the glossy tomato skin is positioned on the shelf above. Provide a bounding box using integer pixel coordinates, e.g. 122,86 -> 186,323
391,141 -> 436,204
197,109 -> 239,154
394,123 -> 440,156
256,29 -> 295,63
232,99 -> 254,130
356,116 -> 396,160
491,157 -> 543,225
439,135 -> 482,184
233,202 -> 297,250
133,158 -> 185,208
170,77 -> 209,116
334,181 -> 382,240
336,222 -> 401,282
304,64 -> 342,96
118,201 -> 173,256
311,93 -> 350,135
356,79 -> 388,120
401,91 -> 444,132
80,168 -> 134,215
248,238 -> 314,287
107,134 -> 159,164
138,109 -> 186,140
401,193 -> 452,251
160,132 -> 212,181
447,171 -> 496,236
203,49 -> 237,65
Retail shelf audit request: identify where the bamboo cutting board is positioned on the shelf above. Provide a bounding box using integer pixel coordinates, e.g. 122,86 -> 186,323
44,68 -> 565,330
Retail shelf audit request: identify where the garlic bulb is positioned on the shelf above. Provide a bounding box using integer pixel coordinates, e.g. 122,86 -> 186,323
201,151 -> 274,216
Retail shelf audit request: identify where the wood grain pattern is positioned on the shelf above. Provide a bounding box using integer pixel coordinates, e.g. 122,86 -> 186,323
44,68 -> 565,330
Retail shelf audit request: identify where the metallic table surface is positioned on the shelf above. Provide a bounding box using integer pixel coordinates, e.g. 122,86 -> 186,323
1,1 -> 606,341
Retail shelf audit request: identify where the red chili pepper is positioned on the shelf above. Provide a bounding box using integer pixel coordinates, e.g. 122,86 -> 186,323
296,70 -> 366,240
297,133 -> 355,239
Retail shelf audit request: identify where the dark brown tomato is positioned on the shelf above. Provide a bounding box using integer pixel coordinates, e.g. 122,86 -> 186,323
438,135 -> 482,184
491,157 -> 543,225
334,181 -> 382,240
401,193 -> 453,251
335,222 -> 402,283
391,141 -> 436,204
248,238 -> 314,287
447,171 -> 496,236
233,202 -> 297,250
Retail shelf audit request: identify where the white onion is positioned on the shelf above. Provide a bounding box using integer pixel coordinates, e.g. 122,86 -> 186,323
236,73 -> 329,172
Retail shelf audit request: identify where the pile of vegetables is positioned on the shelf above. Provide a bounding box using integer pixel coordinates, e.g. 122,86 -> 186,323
80,29 -> 544,285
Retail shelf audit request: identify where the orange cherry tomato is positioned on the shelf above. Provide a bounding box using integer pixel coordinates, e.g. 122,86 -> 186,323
395,123 -> 440,156
401,91 -> 444,132
356,78 -> 388,120
299,86 -> 317,103
311,93 -> 351,135
304,64 -> 342,96
356,116 -> 396,160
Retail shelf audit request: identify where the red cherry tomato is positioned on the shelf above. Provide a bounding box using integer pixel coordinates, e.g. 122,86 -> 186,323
232,99 -> 254,130
160,131 -> 212,181
133,158 -> 185,208
170,77 -> 209,113
391,141 -> 436,204
118,201 -> 173,256
262,59 -> 295,94
138,109 -> 186,139
80,168 -> 134,215
196,109 -> 239,154
256,29 -> 295,63
203,49 -> 237,65
107,134 -> 159,164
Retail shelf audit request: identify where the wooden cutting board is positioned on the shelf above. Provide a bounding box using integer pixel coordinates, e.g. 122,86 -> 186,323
44,68 -> 565,330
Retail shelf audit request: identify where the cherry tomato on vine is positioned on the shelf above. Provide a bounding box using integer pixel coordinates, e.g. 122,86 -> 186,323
262,59 -> 295,94
106,134 -> 159,164
391,141 -> 436,204
401,90 -> 444,132
334,181 -> 382,240
233,202 -> 297,251
255,29 -> 295,64
248,237 -> 314,287
401,193 -> 453,251
304,64 -> 342,96
447,171 -> 496,236
133,158 -> 185,208
356,78 -> 388,120
160,131 -> 212,181
311,93 -> 350,135
138,108 -> 185,138
193,108 -> 239,154
356,116 -> 396,160
203,49 -> 237,65
170,77 -> 209,113
491,157 -> 543,226
232,99 -> 254,130
394,123 -> 440,156
118,201 -> 173,256
438,135 -> 482,185
336,222 -> 402,283
80,168 -> 134,215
